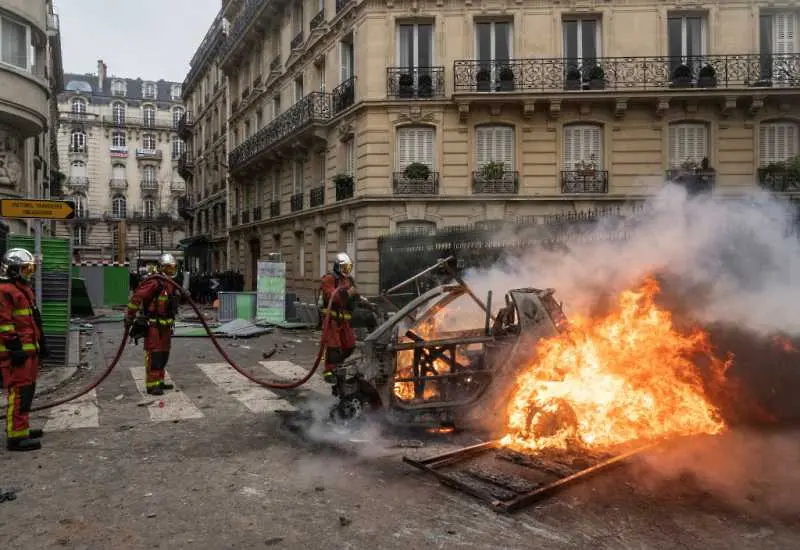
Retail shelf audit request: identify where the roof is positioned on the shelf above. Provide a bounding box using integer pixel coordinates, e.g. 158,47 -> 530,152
60,72 -> 183,107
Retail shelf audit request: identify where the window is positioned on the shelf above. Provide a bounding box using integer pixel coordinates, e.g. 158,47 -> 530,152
172,138 -> 185,160
397,23 -> 433,68
293,160 -> 304,193
143,105 -> 156,127
0,16 -> 30,70
70,129 -> 86,152
343,224 -> 355,274
112,102 -> 126,124
142,134 -> 156,150
396,220 -> 435,234
759,122 -> 799,165
563,17 -> 599,72
317,229 -> 327,277
142,227 -> 158,247
111,80 -> 126,96
316,150 -> 326,184
171,84 -> 182,100
669,123 -> 708,168
143,197 -> 156,218
256,109 -> 263,130
667,14 -> 706,72
344,137 -> 355,176
271,170 -> 280,200
293,1 -> 304,35
143,82 -> 156,99
316,60 -> 326,92
294,76 -> 304,102
142,165 -> 156,183
172,107 -> 184,128
272,95 -> 281,119
340,38 -> 354,81
760,12 -> 798,83
476,125 -> 514,171
563,124 -> 603,171
69,160 -> 86,178
71,98 -> 86,114
112,131 -> 126,148
111,226 -> 120,250
296,232 -> 305,277
73,225 -> 87,246
112,163 -> 125,181
476,21 -> 511,63
396,126 -> 434,171
112,195 -> 127,218
72,194 -> 87,218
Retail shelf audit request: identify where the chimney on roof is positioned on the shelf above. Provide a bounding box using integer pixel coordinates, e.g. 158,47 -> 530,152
97,59 -> 107,89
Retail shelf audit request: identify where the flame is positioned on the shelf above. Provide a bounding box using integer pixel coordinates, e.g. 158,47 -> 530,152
502,277 -> 728,452
773,335 -> 797,353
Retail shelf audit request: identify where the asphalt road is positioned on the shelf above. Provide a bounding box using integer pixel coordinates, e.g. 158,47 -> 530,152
2,321 -> 800,549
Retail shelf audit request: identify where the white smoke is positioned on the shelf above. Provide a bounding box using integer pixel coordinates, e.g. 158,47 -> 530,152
463,183 -> 800,335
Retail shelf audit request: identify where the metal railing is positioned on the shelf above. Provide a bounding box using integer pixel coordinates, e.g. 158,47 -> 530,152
453,53 -> 800,92
136,149 -> 163,160
229,91 -> 332,171
335,177 -> 354,201
140,179 -> 159,191
310,9 -> 325,30
309,185 -> 325,207
241,210 -> 250,224
560,170 -> 609,193
253,206 -> 262,221
66,176 -> 89,189
392,172 -> 440,195
757,167 -> 800,192
178,151 -> 194,176
387,67 -> 446,99
170,181 -> 186,193
290,192 -> 304,212
109,178 -> 128,190
101,116 -> 175,129
332,76 -> 355,115
59,112 -> 98,122
269,200 -> 280,217
219,0 -> 269,62
666,168 -> 715,195
471,170 -> 519,194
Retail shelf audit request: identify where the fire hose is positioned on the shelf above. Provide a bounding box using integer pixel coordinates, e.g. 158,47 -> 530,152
30,274 -> 342,412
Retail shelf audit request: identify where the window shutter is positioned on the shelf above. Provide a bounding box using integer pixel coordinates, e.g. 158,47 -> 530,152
669,123 -> 707,166
760,122 -> 798,164
397,127 -> 434,169
476,126 -> 514,169
563,125 -> 602,169
773,12 -> 795,54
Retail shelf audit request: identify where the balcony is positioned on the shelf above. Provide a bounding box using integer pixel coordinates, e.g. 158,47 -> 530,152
290,31 -> 304,50
309,9 -> 325,31
109,178 -> 128,191
561,171 -> 610,194
241,210 -> 250,224
335,175 -> 354,201
110,146 -> 128,158
757,165 -> 800,192
102,116 -> 173,129
170,181 -> 186,194
136,148 -> 162,161
336,0 -> 352,14
290,192 -> 304,212
68,144 -> 87,154
178,151 -> 194,178
177,111 -> 194,139
392,171 -> 440,195
66,176 -> 89,191
666,165 -> 716,195
253,206 -> 262,221
140,179 -> 159,191
452,54 -> 800,93
59,111 -> 98,123
178,196 -> 194,220
387,67 -> 445,99
269,200 -> 280,217
471,169 -> 519,194
332,76 -> 355,115
228,91 -> 331,173
309,185 -> 325,207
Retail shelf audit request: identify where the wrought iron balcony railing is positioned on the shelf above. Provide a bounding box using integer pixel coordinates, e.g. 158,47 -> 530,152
109,146 -> 128,158
336,0 -> 352,13
309,185 -> 325,207
290,192 -> 304,212
253,206 -> 262,221
335,177 -> 354,201
561,170 -> 609,193
219,0 -> 269,62
59,112 -> 98,122
102,116 -> 174,129
453,54 -> 800,93
66,176 -> 89,190
757,167 -> 800,192
68,144 -> 87,153
387,67 -> 445,99
140,179 -> 159,191
666,168 -> 716,195
241,210 -> 250,224
136,148 -> 163,160
332,76 -> 355,115
392,172 -> 440,195
471,170 -> 519,194
177,111 -> 194,138
269,200 -> 280,217
109,178 -> 128,190
291,31 -> 304,50
170,181 -> 186,194
228,91 -> 332,171
178,151 -> 194,177
310,9 -> 325,30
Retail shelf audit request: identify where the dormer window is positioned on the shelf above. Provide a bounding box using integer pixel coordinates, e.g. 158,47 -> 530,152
111,80 -> 126,96
170,84 -> 182,100
143,82 -> 157,99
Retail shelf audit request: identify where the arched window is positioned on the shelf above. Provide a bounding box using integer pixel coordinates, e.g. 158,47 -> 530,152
143,105 -> 156,127
396,219 -> 435,234
142,196 -> 156,218
759,121 -> 798,166
73,225 -> 87,246
71,98 -> 86,114
69,160 -> 86,178
562,124 -> 605,193
142,226 -> 158,247
112,195 -> 127,218
112,131 -> 126,148
72,193 -> 87,218
70,129 -> 86,152
668,122 -> 708,168
475,124 -> 515,193
173,107 -> 184,128
112,102 -> 126,124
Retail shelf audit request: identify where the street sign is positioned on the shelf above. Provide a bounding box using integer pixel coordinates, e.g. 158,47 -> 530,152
0,199 -> 76,220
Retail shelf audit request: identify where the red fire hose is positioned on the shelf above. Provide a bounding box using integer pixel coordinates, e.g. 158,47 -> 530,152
31,274 -> 340,412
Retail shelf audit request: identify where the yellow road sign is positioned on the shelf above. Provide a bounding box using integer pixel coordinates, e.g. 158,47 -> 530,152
0,199 -> 75,220
0,199 -> 76,220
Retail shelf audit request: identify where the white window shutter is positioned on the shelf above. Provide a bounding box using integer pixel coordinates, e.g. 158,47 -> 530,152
773,13 -> 795,54
476,127 -> 493,166
420,127 -> 434,167
477,126 -> 514,169
563,125 -> 602,169
760,122 -> 798,164
397,127 -> 434,169
669,123 -> 707,166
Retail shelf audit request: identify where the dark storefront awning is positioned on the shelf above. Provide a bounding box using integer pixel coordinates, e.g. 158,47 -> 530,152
177,235 -> 211,251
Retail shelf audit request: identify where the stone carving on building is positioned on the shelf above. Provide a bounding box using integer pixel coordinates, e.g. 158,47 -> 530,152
0,125 -> 23,188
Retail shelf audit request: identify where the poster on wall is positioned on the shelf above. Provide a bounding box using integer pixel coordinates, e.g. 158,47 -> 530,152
256,261 -> 286,324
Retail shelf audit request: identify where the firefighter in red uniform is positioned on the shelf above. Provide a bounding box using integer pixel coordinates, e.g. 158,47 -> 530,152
125,253 -> 185,396
319,252 -> 357,384
0,248 -> 49,452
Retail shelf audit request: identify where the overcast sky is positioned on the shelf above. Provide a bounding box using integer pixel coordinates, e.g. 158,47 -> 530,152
57,0 -> 221,82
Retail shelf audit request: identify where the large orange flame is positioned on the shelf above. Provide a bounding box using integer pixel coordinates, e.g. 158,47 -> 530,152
502,277 -> 728,452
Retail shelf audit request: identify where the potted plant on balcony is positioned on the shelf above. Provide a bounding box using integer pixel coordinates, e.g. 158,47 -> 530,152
476,67 -> 491,91
398,73 -> 414,98
403,162 -> 430,182
498,65 -> 515,91
697,64 -> 717,88
333,172 -> 354,199
565,66 -> 582,90
588,64 -> 606,90
670,64 -> 693,88
417,73 -> 433,98
480,161 -> 505,182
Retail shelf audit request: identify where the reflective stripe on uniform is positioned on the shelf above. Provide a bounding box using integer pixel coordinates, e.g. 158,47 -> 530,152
127,302 -> 139,310
145,380 -> 162,388
147,318 -> 174,325
320,309 -> 352,320
0,342 -> 39,352
157,296 -> 169,302
12,308 -> 31,316
6,388 -> 29,439
0,324 -> 15,332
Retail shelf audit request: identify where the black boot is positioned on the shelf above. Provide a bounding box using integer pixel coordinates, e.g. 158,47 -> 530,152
159,382 -> 174,391
29,428 -> 43,438
7,437 -> 41,452
146,386 -> 164,396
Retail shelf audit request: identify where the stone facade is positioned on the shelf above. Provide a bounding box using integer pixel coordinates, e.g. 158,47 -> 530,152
54,61 -> 187,266
211,0 -> 800,296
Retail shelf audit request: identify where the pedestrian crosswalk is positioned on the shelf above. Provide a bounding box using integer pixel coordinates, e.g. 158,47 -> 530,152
29,360 -> 333,433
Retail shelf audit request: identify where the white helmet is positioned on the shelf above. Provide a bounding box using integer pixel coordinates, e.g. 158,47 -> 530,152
1,248 -> 36,281
332,252 -> 353,275
157,253 -> 178,277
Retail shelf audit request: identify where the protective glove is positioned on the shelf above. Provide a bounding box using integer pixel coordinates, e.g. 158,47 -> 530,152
10,349 -> 27,367
38,336 -> 50,359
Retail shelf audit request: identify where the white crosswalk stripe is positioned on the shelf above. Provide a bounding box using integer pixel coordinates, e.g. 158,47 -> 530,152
197,362 -> 297,413
42,389 -> 100,431
129,367 -> 205,422
259,360 -> 331,396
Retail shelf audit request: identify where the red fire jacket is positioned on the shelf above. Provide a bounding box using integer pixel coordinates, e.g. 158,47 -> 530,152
319,273 -> 356,350
0,279 -> 43,358
126,275 -> 184,327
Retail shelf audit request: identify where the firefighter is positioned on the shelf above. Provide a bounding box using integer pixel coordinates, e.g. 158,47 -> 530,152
0,248 -> 49,452
125,253 -> 185,396
319,252 -> 358,384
